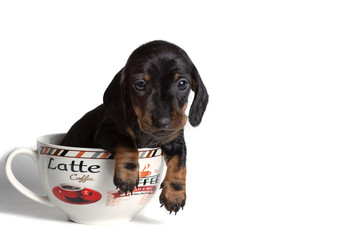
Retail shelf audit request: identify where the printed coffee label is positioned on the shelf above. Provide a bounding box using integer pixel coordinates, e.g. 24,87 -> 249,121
40,147 -> 163,207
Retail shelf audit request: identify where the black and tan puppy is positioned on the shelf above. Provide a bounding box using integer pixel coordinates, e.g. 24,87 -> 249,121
60,40 -> 208,214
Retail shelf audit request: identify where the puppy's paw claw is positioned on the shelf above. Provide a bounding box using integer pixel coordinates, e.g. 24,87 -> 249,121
114,171 -> 139,194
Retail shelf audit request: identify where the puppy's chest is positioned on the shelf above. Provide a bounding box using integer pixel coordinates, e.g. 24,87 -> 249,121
134,134 -> 165,148
134,131 -> 177,148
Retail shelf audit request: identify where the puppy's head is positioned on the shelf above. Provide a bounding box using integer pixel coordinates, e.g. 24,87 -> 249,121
104,40 -> 208,137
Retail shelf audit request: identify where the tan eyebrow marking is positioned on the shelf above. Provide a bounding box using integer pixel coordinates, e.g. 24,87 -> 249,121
174,73 -> 180,81
144,73 -> 151,81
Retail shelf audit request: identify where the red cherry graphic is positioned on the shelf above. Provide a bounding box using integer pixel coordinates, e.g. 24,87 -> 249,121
81,189 -> 96,201
81,189 -> 92,197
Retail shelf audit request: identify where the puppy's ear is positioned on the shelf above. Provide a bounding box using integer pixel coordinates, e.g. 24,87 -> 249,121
189,65 -> 209,126
103,68 -> 128,133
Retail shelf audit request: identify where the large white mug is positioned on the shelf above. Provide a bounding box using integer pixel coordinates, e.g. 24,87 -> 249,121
5,133 -> 164,225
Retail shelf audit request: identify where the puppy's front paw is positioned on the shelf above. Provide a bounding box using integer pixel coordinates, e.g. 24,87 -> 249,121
114,170 -> 139,194
113,147 -> 140,194
114,162 -> 139,194
159,181 -> 186,214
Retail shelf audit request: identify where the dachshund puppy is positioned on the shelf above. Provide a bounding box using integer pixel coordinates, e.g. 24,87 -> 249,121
60,40 -> 208,214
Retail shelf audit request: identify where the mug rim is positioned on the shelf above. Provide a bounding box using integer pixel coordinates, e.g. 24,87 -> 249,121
37,133 -> 161,152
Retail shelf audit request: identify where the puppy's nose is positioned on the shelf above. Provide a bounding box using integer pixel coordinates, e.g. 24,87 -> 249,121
153,117 -> 171,129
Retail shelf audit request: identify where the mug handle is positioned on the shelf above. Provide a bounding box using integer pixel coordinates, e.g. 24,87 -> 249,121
5,148 -> 54,207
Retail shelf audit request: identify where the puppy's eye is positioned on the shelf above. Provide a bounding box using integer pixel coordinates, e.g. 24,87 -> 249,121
177,79 -> 189,91
135,80 -> 146,91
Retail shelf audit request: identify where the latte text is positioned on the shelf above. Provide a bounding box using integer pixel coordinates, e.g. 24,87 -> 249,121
48,158 -> 101,173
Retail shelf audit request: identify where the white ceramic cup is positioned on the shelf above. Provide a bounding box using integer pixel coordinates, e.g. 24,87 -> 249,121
5,133 -> 164,225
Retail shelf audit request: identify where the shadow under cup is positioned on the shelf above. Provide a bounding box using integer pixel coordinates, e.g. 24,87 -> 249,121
5,133 -> 164,225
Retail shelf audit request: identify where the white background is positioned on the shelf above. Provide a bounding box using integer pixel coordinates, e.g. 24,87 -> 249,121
1,0 -> 350,239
